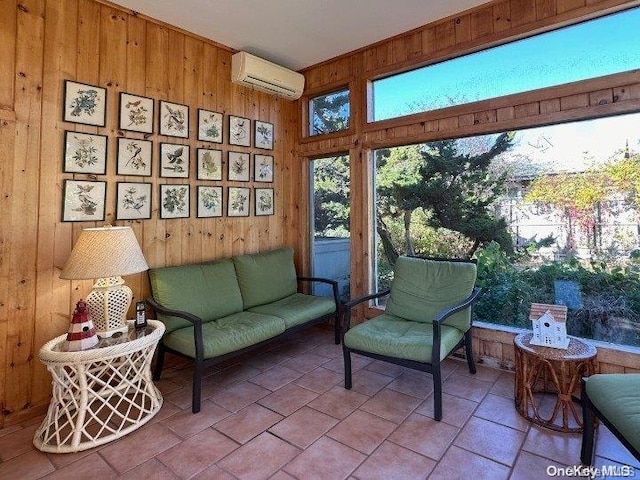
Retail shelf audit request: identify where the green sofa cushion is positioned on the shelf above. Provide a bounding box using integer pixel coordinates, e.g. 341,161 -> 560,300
385,257 -> 476,332
343,313 -> 465,363
163,311 -> 286,359
149,259 -> 243,333
248,293 -> 336,329
233,248 -> 298,309
585,374 -> 640,452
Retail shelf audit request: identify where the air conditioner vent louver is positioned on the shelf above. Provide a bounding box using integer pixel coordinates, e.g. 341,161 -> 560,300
231,52 -> 304,100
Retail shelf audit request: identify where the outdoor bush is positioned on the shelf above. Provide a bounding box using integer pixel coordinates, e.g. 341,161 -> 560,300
474,242 -> 640,346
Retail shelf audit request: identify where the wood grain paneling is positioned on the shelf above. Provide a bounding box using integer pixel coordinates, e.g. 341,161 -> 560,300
0,0 -> 294,427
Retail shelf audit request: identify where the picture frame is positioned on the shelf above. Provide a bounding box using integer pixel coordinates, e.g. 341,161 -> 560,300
62,179 -> 107,222
159,184 -> 190,219
119,92 -> 154,134
197,148 -> 223,181
197,186 -> 223,218
255,188 -> 275,216
63,80 -> 107,126
117,138 -> 153,176
160,143 -> 190,178
228,151 -> 250,182
227,187 -> 250,217
159,100 -> 189,138
116,182 -> 152,220
229,115 -> 251,147
254,120 -> 274,150
197,109 -> 223,143
253,154 -> 274,183
63,131 -> 108,174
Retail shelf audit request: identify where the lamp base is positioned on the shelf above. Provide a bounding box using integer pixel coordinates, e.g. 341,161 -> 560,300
86,277 -> 132,338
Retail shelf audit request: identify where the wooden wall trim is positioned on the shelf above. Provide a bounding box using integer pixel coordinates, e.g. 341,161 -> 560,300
361,70 -> 640,135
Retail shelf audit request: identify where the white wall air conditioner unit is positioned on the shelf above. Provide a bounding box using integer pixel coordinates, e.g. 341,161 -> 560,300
231,51 -> 305,100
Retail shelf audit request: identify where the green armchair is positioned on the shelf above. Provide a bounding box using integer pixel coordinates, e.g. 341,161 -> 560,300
581,374 -> 640,465
342,256 -> 481,421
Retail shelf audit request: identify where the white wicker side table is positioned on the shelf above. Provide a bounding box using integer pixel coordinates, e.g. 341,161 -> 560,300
33,320 -> 165,453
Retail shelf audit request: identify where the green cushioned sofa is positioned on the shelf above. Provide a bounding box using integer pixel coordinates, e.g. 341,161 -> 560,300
148,247 -> 340,413
581,374 -> 640,465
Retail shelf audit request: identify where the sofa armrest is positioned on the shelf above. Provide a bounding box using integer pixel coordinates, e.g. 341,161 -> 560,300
146,296 -> 205,362
297,276 -> 341,308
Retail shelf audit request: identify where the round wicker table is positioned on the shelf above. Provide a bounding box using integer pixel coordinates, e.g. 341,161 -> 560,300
33,320 -> 164,453
514,332 -> 597,433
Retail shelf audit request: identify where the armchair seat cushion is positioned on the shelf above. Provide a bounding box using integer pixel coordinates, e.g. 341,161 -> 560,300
164,311 -> 285,359
248,293 -> 336,329
584,374 -> 640,453
343,313 -> 465,363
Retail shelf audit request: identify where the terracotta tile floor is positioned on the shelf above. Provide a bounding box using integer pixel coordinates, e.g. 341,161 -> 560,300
1,325 -> 638,479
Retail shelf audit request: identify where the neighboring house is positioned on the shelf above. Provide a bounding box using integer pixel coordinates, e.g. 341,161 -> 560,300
493,129 -> 639,260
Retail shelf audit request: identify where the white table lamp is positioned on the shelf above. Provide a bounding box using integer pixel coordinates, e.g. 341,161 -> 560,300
60,226 -> 149,337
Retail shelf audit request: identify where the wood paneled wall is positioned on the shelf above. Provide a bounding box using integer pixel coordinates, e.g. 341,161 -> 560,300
293,0 -> 640,318
0,0 -> 297,427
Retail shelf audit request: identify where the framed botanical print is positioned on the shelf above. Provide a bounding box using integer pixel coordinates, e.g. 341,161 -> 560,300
119,92 -> 154,134
197,109 -> 223,143
159,184 -> 190,219
228,151 -> 250,182
159,100 -> 189,138
63,80 -> 107,126
197,186 -> 223,218
253,154 -> 274,183
229,115 -> 250,147
254,120 -> 274,150
117,138 -> 153,176
62,179 -> 107,222
255,188 -> 274,216
227,187 -> 250,217
116,182 -> 152,220
197,149 -> 223,181
160,143 -> 189,178
63,131 -> 108,174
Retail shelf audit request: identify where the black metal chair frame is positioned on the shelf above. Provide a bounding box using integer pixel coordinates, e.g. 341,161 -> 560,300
580,377 -> 640,465
149,276 -> 341,413
342,265 -> 482,421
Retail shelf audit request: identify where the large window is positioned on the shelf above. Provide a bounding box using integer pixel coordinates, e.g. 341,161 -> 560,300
372,7 -> 640,121
309,89 -> 350,136
373,112 -> 640,348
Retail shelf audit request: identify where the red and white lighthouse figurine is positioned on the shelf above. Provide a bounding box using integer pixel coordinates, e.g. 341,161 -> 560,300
66,299 -> 99,351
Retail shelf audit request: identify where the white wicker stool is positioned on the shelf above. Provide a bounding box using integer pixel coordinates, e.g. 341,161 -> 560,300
34,320 -> 164,453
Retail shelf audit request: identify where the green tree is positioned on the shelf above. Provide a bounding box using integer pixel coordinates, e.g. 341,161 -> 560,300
313,155 -> 350,237
376,133 -> 516,262
311,91 -> 351,237
310,90 -> 349,135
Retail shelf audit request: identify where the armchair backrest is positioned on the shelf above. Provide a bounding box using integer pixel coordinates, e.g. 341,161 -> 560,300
385,256 -> 477,332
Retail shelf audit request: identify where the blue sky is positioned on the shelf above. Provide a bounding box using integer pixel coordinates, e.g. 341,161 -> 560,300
373,7 -> 640,121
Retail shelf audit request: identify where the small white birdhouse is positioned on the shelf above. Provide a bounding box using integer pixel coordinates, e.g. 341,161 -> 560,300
530,303 -> 569,349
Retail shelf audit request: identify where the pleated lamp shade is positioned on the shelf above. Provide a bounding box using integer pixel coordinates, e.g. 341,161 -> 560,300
61,226 -> 149,337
